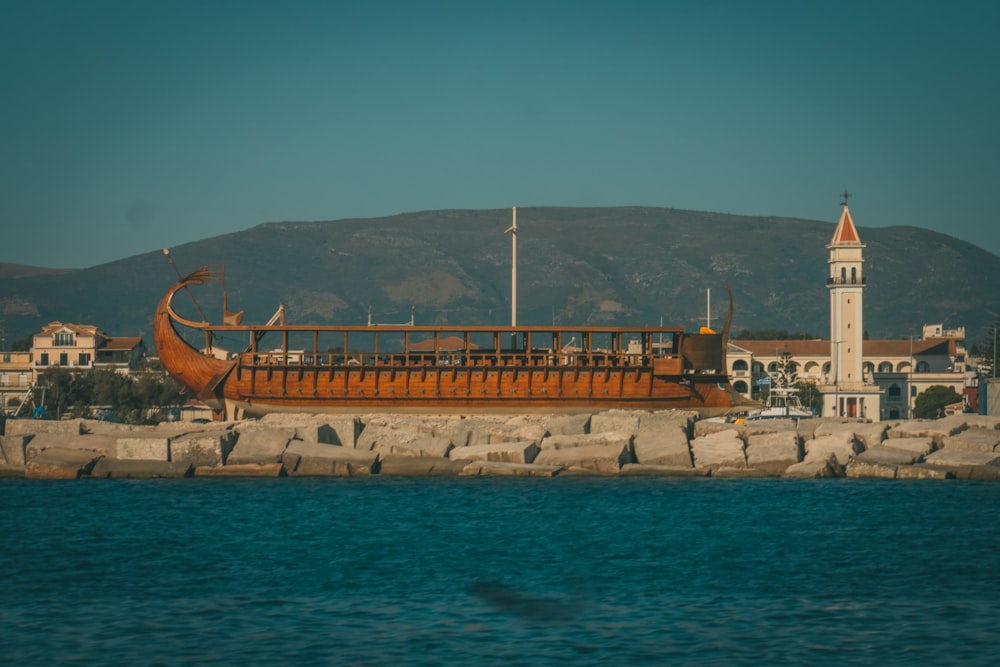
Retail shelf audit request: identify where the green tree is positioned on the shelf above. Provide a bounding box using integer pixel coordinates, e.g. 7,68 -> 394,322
913,385 -> 962,419
796,380 -> 824,414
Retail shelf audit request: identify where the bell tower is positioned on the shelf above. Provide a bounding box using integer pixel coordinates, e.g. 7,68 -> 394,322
821,192 -> 881,420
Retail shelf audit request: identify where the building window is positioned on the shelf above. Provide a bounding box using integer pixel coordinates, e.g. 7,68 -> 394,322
888,384 -> 901,399
39,353 -> 49,366
78,353 -> 91,366
59,353 -> 68,366
732,359 -> 748,371
2,353 -> 9,363
879,362 -> 892,373
54,332 -> 74,346
916,361 -> 930,373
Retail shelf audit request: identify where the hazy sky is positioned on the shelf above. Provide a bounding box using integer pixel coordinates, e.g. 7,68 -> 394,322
3,0 -> 998,268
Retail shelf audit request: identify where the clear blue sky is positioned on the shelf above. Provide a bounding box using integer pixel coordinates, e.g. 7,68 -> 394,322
2,0 -> 998,268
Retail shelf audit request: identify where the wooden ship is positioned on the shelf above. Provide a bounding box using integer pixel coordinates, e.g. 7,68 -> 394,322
154,263 -> 740,420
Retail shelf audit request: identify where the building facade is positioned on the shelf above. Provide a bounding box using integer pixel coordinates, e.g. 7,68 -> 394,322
31,321 -> 147,383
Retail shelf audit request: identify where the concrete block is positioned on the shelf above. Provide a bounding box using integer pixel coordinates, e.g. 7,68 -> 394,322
887,418 -> 967,444
924,449 -> 1000,467
533,443 -> 632,474
895,465 -> 954,480
0,434 -> 31,465
638,410 -> 697,433
4,418 -> 86,437
460,461 -> 563,477
632,428 -> 692,467
690,429 -> 746,468
0,464 -> 26,478
941,429 -> 1000,453
25,432 -> 117,459
590,409 -> 642,434
783,456 -> 843,478
90,459 -> 193,478
377,435 -> 453,458
745,431 -> 802,474
25,447 -> 102,479
194,463 -> 286,477
803,433 -> 860,466
448,441 -> 540,464
377,455 -> 468,476
226,428 -> 291,464
539,431 -> 633,452
170,431 -> 237,466
619,463 -> 709,477
960,414 -> 1000,431
283,441 -> 379,476
853,445 -> 922,466
116,437 -> 170,461
542,413 -> 591,436
845,460 -> 897,479
713,466 -> 775,478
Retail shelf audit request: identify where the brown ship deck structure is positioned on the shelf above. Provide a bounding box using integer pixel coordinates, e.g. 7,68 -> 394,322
154,266 -> 739,418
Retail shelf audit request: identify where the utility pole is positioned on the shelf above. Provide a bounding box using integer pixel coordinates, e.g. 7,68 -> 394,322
504,207 -> 518,347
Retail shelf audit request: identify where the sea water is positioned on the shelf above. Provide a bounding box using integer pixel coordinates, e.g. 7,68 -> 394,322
1,477 -> 998,666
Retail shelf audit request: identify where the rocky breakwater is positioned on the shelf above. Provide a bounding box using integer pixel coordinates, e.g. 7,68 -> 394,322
2,410 -> 1000,480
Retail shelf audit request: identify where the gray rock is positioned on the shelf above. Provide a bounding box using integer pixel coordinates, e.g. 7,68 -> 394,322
590,409 -> 642,434
542,413 -> 591,436
460,461 -> 562,477
539,431 -> 633,452
745,431 -> 802,474
25,432 -> 117,459
4,418 -> 86,437
170,431 -> 237,466
283,441 -> 379,476
0,463 -> 25,478
25,447 -> 103,479
533,443 -> 632,474
887,418 -> 967,444
194,463 -> 286,477
226,428 -> 292,464
116,437 -> 171,461
638,410 -> 696,433
941,429 -> 1000,453
632,428 -> 692,467
853,445 -> 923,466
0,434 -> 30,465
895,465 -> 954,480
448,441 -> 540,464
924,449 -> 1000,467
783,455 -> 843,478
690,429 -> 746,468
90,459 -> 193,478
378,455 -> 468,476
845,460 -> 898,479
619,463 -> 709,477
803,433 -> 860,466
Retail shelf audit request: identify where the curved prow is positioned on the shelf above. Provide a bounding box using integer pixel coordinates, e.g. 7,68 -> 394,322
153,269 -> 237,409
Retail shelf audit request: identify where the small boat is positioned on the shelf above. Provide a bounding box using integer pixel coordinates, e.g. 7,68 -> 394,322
743,386 -> 813,421
154,265 -> 741,419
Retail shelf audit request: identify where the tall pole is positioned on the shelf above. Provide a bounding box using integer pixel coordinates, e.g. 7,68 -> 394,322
505,207 -> 518,328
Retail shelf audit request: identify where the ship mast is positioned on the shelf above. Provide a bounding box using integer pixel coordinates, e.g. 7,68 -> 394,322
505,206 -> 518,328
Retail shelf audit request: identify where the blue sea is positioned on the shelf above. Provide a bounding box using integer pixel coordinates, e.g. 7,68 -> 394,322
2,477 -> 998,666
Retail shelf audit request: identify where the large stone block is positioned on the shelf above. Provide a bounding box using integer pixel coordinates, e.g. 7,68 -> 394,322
783,455 -> 843,478
377,454 -> 467,476
90,459 -> 193,479
226,428 -> 292,464
194,463 -> 286,477
803,433 -> 860,466
0,434 -> 30,465
590,410 -> 642,435
853,445 -> 923,467
170,431 -> 237,466
895,465 -> 954,480
116,437 -> 171,461
690,429 -> 746,468
887,418 -> 967,444
542,413 -> 591,436
25,447 -> 102,479
619,463 -> 709,477
632,428 -> 692,467
845,460 -> 897,479
745,431 -> 802,474
638,410 -> 696,433
448,441 -> 540,464
25,432 -> 117,459
4,418 -> 86,437
283,441 -> 379,476
376,435 -> 453,458
0,464 -> 25,478
539,431 -> 633,452
258,413 -> 359,445
533,443 -> 631,474
460,461 -> 562,477
941,429 -> 1000,453
924,449 -> 1000,468
961,414 -> 1000,431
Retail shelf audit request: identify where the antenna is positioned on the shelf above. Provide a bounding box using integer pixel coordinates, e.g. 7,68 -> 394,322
504,206 -> 518,329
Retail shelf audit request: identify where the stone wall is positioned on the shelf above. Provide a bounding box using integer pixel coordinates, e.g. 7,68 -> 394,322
2,410 -> 999,480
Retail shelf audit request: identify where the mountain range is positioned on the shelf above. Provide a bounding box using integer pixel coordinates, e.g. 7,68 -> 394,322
1,207 -> 997,348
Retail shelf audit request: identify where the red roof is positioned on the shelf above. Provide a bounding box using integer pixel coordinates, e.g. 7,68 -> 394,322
101,336 -> 144,351
830,206 -> 862,245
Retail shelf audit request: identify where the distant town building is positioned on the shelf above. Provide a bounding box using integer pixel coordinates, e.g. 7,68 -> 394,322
727,202 -> 972,421
0,350 -> 33,412
31,321 -> 147,383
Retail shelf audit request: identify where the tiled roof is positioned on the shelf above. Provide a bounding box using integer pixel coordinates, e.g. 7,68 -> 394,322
732,338 -> 956,357
830,206 -> 862,245
101,336 -> 144,351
